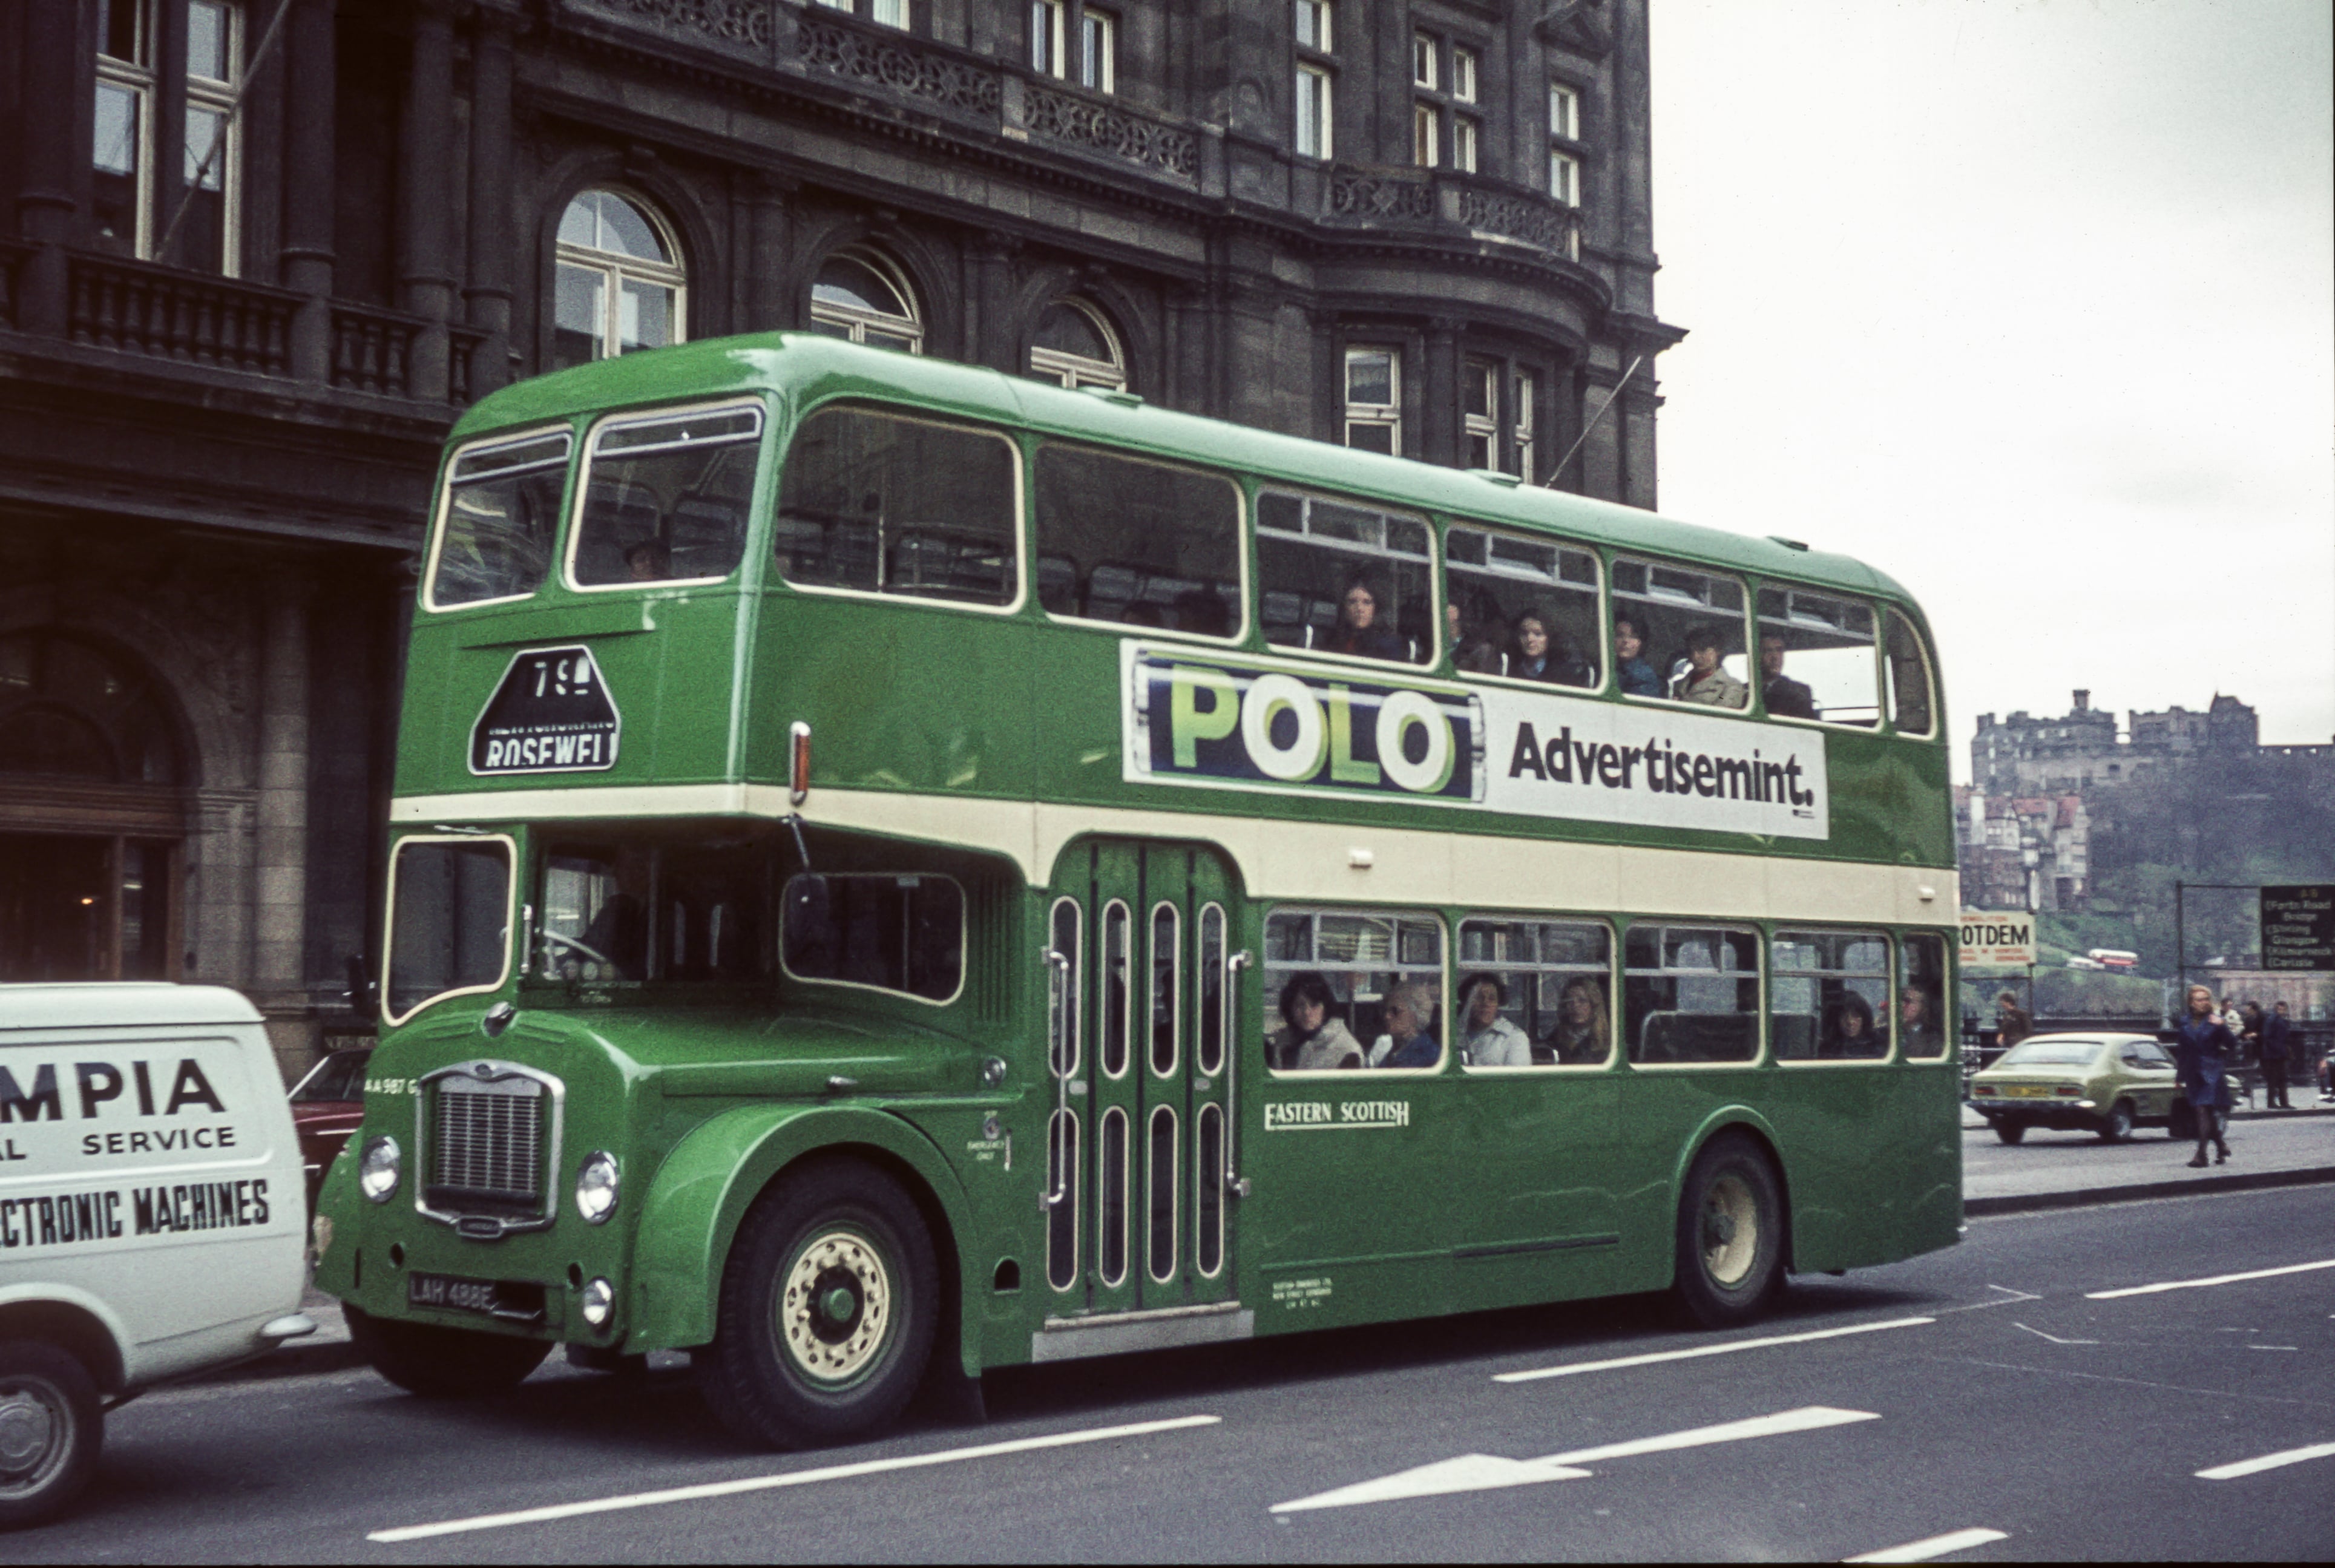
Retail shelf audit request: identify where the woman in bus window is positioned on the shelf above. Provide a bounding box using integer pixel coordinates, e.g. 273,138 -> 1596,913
1458,973 -> 1531,1066
1512,609 -> 1597,687
1370,982 -> 1442,1069
1545,976 -> 1610,1064
1615,616 -> 1661,697
1899,985 -> 1946,1057
1327,574 -> 1406,661
1823,992 -> 1887,1058
1270,971 -> 1364,1070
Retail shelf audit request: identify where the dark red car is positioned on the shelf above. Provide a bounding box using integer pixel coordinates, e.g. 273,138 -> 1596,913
289,1047 -> 370,1208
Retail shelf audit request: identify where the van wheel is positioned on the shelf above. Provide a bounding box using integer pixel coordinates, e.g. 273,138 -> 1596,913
346,1306 -> 551,1397
0,1340 -> 103,1531
1994,1120 -> 2027,1144
1673,1133 -> 1785,1330
700,1160 -> 938,1451
2098,1101 -> 2135,1143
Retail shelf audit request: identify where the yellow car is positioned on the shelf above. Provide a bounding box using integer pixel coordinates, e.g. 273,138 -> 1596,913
1969,1032 -> 2188,1144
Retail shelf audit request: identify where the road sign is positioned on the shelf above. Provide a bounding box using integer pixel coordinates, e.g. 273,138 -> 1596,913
2260,885 -> 2335,972
1960,910 -> 2036,968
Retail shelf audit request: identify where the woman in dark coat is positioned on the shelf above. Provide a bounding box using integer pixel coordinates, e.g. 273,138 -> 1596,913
2173,983 -> 2237,1167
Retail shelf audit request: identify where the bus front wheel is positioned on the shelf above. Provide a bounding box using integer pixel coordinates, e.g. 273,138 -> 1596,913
347,1306 -> 551,1397
1673,1134 -> 1785,1330
700,1160 -> 938,1451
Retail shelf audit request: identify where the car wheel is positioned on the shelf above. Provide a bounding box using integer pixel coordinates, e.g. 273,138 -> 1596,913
347,1306 -> 551,1397
0,1339 -> 103,1532
699,1159 -> 938,1451
2098,1101 -> 2135,1143
1994,1120 -> 2027,1144
1673,1133 -> 1785,1331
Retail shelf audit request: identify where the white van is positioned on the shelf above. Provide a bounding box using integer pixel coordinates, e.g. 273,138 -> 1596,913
1,983 -> 313,1529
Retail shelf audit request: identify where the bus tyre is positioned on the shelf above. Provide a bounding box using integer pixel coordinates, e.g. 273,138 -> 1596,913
701,1161 -> 938,1451
1673,1135 -> 1785,1330
0,1340 -> 103,1531
2099,1101 -> 2135,1143
346,1305 -> 551,1397
1993,1120 -> 2027,1144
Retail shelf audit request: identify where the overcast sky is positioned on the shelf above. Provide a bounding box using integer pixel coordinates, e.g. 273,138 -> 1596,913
1646,0 -> 2334,781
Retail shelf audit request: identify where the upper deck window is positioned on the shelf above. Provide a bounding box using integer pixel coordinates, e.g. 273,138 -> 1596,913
775,405 -> 1020,608
1611,559 -> 1750,710
1036,444 -> 1242,637
1257,490 -> 1434,666
570,402 -> 763,589
1446,526 -> 1601,688
1755,587 -> 1878,726
426,430 -> 572,609
1885,611 -> 1936,736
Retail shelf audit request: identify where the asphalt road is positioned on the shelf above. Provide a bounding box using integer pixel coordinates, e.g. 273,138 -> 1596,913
17,1186 -> 2334,1563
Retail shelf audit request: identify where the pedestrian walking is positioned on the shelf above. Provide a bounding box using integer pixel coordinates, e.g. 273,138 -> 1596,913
2259,1001 -> 2295,1110
2173,985 -> 2237,1167
1995,991 -> 2032,1049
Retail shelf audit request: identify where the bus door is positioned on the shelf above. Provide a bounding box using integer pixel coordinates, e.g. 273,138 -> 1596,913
1044,839 -> 1238,1316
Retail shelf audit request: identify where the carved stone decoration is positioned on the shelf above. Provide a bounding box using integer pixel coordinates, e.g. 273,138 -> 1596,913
1022,85 -> 1199,180
1533,0 -> 1615,59
582,0 -> 773,53
1326,171 -> 1435,223
797,13 -> 1001,118
1459,189 -> 1573,254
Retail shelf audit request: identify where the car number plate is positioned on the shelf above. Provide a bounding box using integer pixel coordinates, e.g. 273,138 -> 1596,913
408,1271 -> 508,1318
2001,1085 -> 2052,1098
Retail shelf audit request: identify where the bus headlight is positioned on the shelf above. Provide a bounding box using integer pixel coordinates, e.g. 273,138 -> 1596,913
358,1137 -> 402,1204
575,1152 -> 620,1224
580,1276 -> 616,1328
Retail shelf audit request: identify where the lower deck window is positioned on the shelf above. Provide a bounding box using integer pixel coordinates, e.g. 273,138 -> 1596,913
538,839 -> 772,985
1624,923 -> 1760,1063
1770,929 -> 1890,1060
1454,917 -> 1612,1067
783,873 -> 965,1003
1264,908 -> 1444,1071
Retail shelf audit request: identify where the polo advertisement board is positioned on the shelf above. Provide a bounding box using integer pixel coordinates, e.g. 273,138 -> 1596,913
470,644 -> 622,776
1122,643 -> 1830,839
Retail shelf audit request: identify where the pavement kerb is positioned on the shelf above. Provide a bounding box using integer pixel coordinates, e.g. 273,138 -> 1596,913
1963,1163 -> 2335,1217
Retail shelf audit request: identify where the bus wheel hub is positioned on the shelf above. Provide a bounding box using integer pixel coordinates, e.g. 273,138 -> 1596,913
780,1232 -> 888,1381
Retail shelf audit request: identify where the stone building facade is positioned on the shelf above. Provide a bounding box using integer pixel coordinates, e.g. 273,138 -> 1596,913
2,0 -> 1678,1074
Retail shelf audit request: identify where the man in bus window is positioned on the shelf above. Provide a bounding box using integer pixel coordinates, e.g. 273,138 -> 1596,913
625,539 -> 672,581
1899,984 -> 1946,1056
1670,625 -> 1747,708
1760,634 -> 1818,719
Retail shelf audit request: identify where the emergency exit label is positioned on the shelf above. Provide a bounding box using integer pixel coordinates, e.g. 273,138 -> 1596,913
470,645 -> 622,776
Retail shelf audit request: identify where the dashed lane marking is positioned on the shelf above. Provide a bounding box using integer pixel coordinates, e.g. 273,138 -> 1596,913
2011,1322 -> 2097,1345
1844,1526 -> 2010,1562
2086,1257 -> 2335,1299
2196,1440 -> 2335,1480
1494,1317 -> 1933,1383
366,1414 -> 1221,1543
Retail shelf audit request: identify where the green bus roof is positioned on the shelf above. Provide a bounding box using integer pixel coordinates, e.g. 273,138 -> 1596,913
453,333 -> 1916,608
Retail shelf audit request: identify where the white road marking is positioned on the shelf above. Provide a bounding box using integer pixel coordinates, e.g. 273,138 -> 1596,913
1270,1406 -> 1877,1514
1844,1526 -> 2009,1562
2196,1440 -> 2335,1480
2248,1345 -> 2300,1352
2011,1322 -> 2098,1346
367,1414 -> 1221,1542
2086,1257 -> 2335,1299
1937,1286 -> 2040,1314
1494,1317 -> 1933,1382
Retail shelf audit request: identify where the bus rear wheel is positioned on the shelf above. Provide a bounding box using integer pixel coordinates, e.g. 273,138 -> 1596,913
347,1306 -> 551,1397
0,1340 -> 102,1531
700,1160 -> 938,1451
1673,1133 -> 1785,1330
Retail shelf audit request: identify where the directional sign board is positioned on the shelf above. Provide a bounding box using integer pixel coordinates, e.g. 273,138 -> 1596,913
1959,910 -> 2037,969
2261,884 -> 2335,972
470,645 -> 621,776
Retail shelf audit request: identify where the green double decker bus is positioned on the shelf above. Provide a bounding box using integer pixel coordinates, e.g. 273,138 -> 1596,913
312,333 -> 1961,1449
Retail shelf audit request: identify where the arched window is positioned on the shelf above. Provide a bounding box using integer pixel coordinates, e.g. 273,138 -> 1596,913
0,632 -> 180,784
1029,298 -> 1126,390
553,189 -> 687,370
808,247 -> 924,353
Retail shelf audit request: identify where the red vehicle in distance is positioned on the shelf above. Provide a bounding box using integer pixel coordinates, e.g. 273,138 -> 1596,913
288,1047 -> 370,1209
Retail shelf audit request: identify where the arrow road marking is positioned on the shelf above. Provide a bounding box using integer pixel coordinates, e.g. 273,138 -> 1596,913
1844,1526 -> 2010,1562
367,1414 -> 1221,1542
1495,1316 -> 1933,1382
2086,1257 -> 2335,1299
2195,1440 -> 2335,1480
1271,1406 -> 1879,1514
1937,1285 -> 2041,1313
2011,1322 -> 2098,1345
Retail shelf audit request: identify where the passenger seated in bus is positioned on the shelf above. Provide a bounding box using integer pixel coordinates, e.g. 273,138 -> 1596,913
1270,971 -> 1364,1071
1122,600 -> 1168,628
1447,586 -> 1504,675
625,539 -> 672,581
1325,574 -> 1406,662
1822,992 -> 1887,1058
1759,634 -> 1819,719
1458,973 -> 1531,1066
1614,617 -> 1661,697
1174,587 -> 1233,637
1511,609 -> 1597,687
1368,982 -> 1441,1069
1899,985 -> 1946,1057
1669,625 -> 1748,708
1545,976 -> 1610,1064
